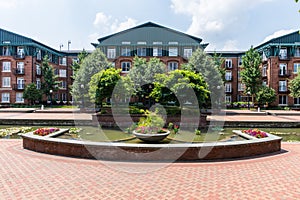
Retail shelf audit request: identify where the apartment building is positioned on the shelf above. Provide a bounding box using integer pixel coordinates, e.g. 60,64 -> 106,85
0,28 -> 76,105
0,22 -> 299,107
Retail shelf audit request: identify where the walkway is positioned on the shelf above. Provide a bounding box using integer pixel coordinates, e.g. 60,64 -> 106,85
0,140 -> 299,199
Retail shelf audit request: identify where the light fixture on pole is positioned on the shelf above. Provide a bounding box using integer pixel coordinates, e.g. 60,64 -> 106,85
247,91 -> 251,110
50,89 -> 53,107
59,44 -> 63,51
80,84 -> 84,108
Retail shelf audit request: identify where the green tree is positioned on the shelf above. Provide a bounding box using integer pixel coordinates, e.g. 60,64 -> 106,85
240,47 -> 262,102
41,55 -> 59,102
23,83 -> 42,105
150,70 -> 210,109
256,85 -> 276,106
212,52 -> 226,84
289,74 -> 300,98
71,48 -> 110,104
89,68 -> 121,108
71,49 -> 89,79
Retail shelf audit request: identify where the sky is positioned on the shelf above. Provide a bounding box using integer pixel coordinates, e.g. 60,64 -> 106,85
0,0 -> 299,51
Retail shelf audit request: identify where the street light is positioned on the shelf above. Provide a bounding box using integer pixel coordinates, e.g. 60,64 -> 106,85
49,89 -> 53,108
247,91 -> 251,110
80,84 -> 84,108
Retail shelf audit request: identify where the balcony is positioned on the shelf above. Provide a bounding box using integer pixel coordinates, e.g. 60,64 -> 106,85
36,70 -> 42,76
278,86 -> 288,93
278,70 -> 291,77
225,90 -> 232,94
14,53 -> 25,59
14,69 -> 25,75
278,54 -> 290,61
13,84 -> 25,90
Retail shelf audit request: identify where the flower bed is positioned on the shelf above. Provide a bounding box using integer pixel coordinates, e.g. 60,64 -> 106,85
33,128 -> 60,136
242,128 -> 268,138
0,127 -> 33,138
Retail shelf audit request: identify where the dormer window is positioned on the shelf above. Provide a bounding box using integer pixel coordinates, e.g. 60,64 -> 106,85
279,48 -> 287,59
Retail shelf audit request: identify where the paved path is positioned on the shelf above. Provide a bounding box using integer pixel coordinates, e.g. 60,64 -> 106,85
0,139 -> 299,199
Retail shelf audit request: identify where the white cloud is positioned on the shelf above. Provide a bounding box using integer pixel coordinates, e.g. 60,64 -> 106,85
262,29 -> 297,43
221,40 -> 239,51
0,0 -> 17,8
92,12 -> 138,38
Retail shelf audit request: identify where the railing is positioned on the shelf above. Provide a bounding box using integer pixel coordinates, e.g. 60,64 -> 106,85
13,84 -> 25,90
14,53 -> 25,59
14,69 -> 25,75
225,76 -> 233,81
278,86 -> 288,93
278,70 -> 291,77
278,54 -> 289,60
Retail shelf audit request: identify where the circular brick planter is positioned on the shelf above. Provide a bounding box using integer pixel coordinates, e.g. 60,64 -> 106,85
21,130 -> 282,161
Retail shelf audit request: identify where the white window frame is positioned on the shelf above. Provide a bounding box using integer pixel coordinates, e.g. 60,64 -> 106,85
17,46 -> 25,57
107,48 -> 116,59
183,48 -> 192,58
225,95 -> 232,103
17,78 -> 25,89
3,46 -> 11,56
121,62 -> 131,73
279,63 -> 287,75
36,78 -> 41,90
168,62 -> 178,71
225,59 -> 232,68
17,62 -> 24,74
60,81 -> 67,89
225,71 -> 232,81
238,83 -> 245,91
121,47 -> 131,56
169,47 -> 178,57
262,65 -> 267,77
279,95 -> 288,105
16,92 -> 24,103
36,64 -> 41,75
137,47 -> 147,56
153,47 -> 162,57
59,69 -> 67,78
279,80 -> 287,92
2,61 -> 11,72
294,97 -> 300,105
2,77 -> 11,87
225,83 -> 232,92
294,63 -> 300,74
279,48 -> 287,59
60,57 -> 67,66
1,93 -> 10,103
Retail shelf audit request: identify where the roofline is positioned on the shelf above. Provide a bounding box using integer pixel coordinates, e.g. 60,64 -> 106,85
254,30 -> 300,50
96,21 -> 203,44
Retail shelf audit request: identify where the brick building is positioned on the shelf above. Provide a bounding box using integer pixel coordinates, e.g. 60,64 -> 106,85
0,22 -> 299,107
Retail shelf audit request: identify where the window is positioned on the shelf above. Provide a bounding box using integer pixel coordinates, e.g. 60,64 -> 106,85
168,42 -> 178,45
238,83 -> 245,91
122,41 -> 131,45
169,47 -> 178,56
137,41 -> 146,45
279,48 -> 287,59
225,83 -> 232,92
2,77 -> 11,87
262,65 -> 267,77
1,93 -> 10,103
279,63 -> 287,75
36,78 -> 41,89
294,97 -> 300,105
168,62 -> 178,71
279,80 -> 287,92
294,63 -> 300,73
225,59 -> 232,68
184,48 -> 192,58
61,93 -> 67,101
36,50 -> 42,60
225,95 -> 232,103
54,68 -> 59,75
36,64 -> 41,75
295,48 -> 300,57
16,93 -> 24,103
225,71 -> 232,81
107,48 -> 116,59
153,41 -> 162,45
279,95 -> 287,105
60,81 -> 67,89
60,57 -> 67,66
153,47 -> 162,56
238,57 -> 243,67
17,46 -> 25,58
3,46 -> 10,56
121,47 -> 131,56
16,62 -> 24,74
262,80 -> 267,86
121,62 -> 131,73
2,61 -> 11,72
137,47 -> 146,56
59,69 -> 67,77
238,71 -> 241,80
17,78 -> 25,89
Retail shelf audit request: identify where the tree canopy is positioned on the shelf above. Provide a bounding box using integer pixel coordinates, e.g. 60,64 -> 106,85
289,74 -> 300,98
256,85 -> 276,106
41,55 -> 59,100
23,83 -> 42,105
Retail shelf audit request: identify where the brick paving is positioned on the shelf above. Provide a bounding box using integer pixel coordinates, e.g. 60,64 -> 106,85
0,139 -> 299,199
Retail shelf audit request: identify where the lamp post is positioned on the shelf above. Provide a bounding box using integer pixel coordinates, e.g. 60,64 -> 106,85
247,91 -> 251,110
80,84 -> 84,108
216,85 -> 221,109
49,89 -> 53,108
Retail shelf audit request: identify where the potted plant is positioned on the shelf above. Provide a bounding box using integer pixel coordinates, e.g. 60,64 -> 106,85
133,110 -> 170,142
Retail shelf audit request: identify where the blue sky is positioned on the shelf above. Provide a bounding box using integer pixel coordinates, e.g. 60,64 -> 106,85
0,0 -> 299,51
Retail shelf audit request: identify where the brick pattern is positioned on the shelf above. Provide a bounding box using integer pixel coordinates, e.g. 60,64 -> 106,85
0,140 -> 300,199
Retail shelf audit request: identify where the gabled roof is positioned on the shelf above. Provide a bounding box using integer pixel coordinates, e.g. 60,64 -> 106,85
0,28 -> 65,56
255,30 -> 300,50
93,21 -> 206,47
